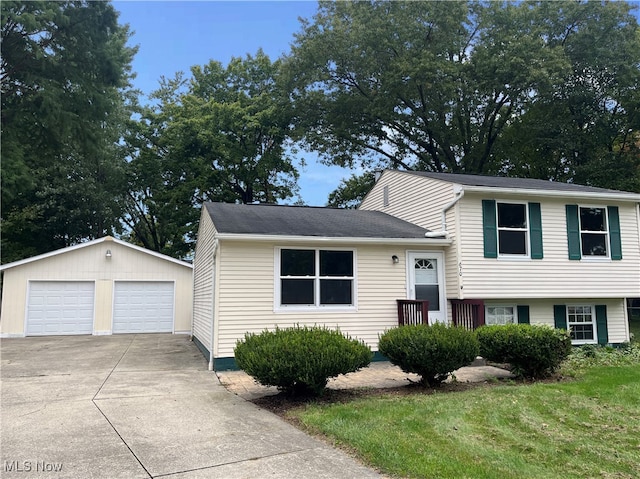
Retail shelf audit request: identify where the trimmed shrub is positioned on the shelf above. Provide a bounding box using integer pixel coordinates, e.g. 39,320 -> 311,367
378,323 -> 479,386
234,325 -> 372,396
476,324 -> 572,379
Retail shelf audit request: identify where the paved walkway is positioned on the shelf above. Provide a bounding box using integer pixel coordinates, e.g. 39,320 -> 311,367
218,360 -> 514,400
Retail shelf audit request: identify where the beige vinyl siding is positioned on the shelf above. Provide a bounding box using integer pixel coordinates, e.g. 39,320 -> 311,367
0,240 -> 193,336
95,279 -> 113,331
3,278 -> 33,334
361,170 -> 456,230
458,193 -> 640,299
497,298 -> 628,343
192,210 -> 216,353
361,170 -> 461,298
214,240 -> 435,357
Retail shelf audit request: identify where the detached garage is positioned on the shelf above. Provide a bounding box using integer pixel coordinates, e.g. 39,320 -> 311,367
0,237 -> 193,337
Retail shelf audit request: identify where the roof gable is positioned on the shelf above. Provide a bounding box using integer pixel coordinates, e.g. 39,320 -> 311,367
204,202 -> 430,239
0,236 -> 192,271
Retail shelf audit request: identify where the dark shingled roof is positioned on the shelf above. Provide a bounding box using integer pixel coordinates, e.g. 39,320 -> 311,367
204,202 -> 430,238
405,171 -> 635,195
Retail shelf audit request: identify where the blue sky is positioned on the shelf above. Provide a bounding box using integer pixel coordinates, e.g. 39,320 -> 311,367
113,1 -> 640,206
113,0 -> 347,206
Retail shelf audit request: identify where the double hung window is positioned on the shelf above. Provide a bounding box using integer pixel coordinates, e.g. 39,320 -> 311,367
482,200 -> 543,259
278,249 -> 354,308
566,205 -> 621,260
554,304 -> 607,345
567,305 -> 596,343
579,207 -> 608,257
485,305 -> 516,325
497,203 -> 528,256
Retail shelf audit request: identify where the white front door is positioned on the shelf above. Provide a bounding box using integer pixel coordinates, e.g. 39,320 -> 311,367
407,252 -> 446,324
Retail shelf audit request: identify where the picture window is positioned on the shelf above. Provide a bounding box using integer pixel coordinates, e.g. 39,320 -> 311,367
279,249 -> 354,308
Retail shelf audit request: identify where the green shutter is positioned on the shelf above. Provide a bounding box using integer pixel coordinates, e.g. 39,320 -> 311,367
566,205 -> 581,260
482,200 -> 497,258
517,305 -> 530,324
607,206 -> 622,260
595,305 -> 608,345
554,305 -> 567,330
528,202 -> 543,259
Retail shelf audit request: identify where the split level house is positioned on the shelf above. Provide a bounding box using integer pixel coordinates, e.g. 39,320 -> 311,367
192,171 -> 640,370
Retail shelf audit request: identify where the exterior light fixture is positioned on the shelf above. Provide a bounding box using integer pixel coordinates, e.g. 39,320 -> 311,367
105,249 -> 112,258
392,255 -> 399,264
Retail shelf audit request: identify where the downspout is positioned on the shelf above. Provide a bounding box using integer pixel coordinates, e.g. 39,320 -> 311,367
632,202 -> 640,343
441,186 -> 465,232
209,239 -> 218,371
424,187 -> 465,238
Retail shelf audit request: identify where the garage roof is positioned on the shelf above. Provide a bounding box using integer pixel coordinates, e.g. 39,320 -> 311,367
0,236 -> 193,271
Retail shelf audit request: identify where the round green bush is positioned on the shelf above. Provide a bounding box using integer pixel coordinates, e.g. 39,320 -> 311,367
378,323 -> 479,386
234,325 -> 372,396
475,324 -> 572,379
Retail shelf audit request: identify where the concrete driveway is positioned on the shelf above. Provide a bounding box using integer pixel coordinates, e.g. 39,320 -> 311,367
1,334 -> 379,478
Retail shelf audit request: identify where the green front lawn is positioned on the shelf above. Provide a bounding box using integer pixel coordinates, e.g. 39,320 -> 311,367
290,366 -> 640,478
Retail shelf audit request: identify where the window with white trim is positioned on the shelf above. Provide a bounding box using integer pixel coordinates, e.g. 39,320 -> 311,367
278,249 -> 354,308
567,305 -> 596,343
485,305 -> 516,325
497,202 -> 528,256
579,207 -> 609,257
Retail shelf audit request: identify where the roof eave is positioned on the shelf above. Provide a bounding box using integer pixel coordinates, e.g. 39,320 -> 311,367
214,233 -> 451,245
460,185 -> 640,202
0,236 -> 192,271
109,237 -> 193,268
391,170 -> 640,200
0,237 -> 106,271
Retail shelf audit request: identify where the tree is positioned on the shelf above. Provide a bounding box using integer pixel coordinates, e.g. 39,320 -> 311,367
119,74 -> 197,259
179,51 -> 299,205
285,0 -> 640,205
1,1 -> 136,262
495,1 -> 640,192
123,51 -> 299,258
327,172 -> 376,209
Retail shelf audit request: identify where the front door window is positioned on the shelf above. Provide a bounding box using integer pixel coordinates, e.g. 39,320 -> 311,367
408,252 -> 445,323
414,258 -> 439,310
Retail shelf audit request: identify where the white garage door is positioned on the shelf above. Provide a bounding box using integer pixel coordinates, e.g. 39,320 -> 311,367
27,282 -> 95,336
113,281 -> 174,333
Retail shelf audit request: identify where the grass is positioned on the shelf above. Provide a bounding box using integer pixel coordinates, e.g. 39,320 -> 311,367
289,365 -> 640,478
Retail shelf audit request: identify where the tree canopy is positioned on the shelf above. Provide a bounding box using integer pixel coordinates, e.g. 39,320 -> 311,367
285,0 -> 640,205
1,0 -> 136,262
122,51 -> 299,258
3,0 -> 638,260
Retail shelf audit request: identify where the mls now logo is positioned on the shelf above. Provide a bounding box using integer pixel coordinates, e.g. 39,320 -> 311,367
4,461 -> 63,472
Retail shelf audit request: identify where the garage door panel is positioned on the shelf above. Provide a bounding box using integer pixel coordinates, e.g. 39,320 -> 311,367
47,297 -> 62,306
113,282 -> 174,333
27,282 -> 94,336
